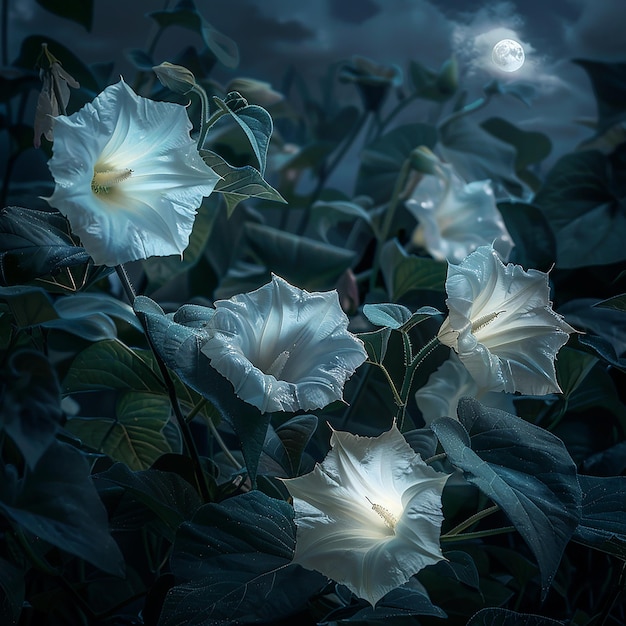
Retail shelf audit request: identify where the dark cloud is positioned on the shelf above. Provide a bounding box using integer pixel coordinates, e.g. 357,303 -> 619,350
328,0 -> 381,24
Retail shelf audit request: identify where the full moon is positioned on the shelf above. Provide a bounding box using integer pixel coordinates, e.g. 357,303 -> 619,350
491,39 -> 525,72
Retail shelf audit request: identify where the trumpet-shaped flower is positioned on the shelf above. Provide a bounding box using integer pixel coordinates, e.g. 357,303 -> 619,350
415,353 -> 516,425
282,424 -> 450,606
200,275 -> 367,413
45,79 -> 220,266
437,245 -> 575,395
406,153 -> 513,264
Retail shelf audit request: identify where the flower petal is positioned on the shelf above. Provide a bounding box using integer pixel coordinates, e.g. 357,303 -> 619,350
438,245 -> 575,394
200,275 -> 367,413
282,425 -> 450,606
407,159 -> 513,264
46,79 -> 220,266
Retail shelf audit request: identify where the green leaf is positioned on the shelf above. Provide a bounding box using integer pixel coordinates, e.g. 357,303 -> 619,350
363,303 -> 412,329
0,558 -> 24,623
0,285 -> 57,327
65,391 -> 173,470
149,2 -> 239,69
0,286 -> 136,341
573,60 -> 626,134
573,475 -> 626,558
409,59 -> 455,102
358,327 -> 392,364
218,104 -> 274,175
554,347 -> 598,399
244,222 -> 356,290
310,199 -> 374,243
431,398 -> 581,597
0,206 -> 90,285
357,123 -> 438,204
380,240 -> 447,301
94,463 -> 202,536
498,202 -> 556,271
0,441 -> 124,575
578,334 -> 626,372
161,491 -> 323,625
35,0 -> 93,30
133,296 -> 269,485
334,583 -> 446,621
63,339 -> 164,394
595,293 -> 626,312
200,150 -> 285,216
261,414 -> 318,477
481,117 -> 551,191
467,608 -> 565,626
1,351 -> 63,470
534,146 -> 626,268
439,115 -> 523,196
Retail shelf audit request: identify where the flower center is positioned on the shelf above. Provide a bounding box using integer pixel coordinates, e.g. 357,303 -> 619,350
265,350 -> 290,379
366,496 -> 398,531
471,310 -> 505,334
91,168 -> 133,194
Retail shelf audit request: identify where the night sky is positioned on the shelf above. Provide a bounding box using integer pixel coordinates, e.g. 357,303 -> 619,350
8,0 -> 626,171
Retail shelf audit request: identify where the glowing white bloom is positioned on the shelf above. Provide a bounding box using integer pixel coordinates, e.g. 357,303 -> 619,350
45,79 -> 219,266
200,275 -> 367,414
415,353 -> 516,425
406,154 -> 513,264
437,245 -> 575,395
282,424 -> 450,606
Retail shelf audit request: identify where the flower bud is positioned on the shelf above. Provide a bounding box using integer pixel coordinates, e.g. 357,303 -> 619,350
152,62 -> 196,95
436,55 -> 459,96
408,146 -> 439,175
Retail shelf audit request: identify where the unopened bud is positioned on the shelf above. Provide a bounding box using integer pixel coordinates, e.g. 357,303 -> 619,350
152,62 -> 196,95
224,91 -> 248,112
408,146 -> 439,175
436,56 -> 458,96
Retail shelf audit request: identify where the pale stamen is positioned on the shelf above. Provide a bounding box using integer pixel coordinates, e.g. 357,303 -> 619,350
266,350 -> 290,378
366,496 -> 398,531
471,310 -> 505,334
91,168 -> 133,194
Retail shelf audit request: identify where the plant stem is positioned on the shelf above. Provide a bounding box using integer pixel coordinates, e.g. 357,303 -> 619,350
396,335 -> 441,428
368,158 -> 411,291
445,504 -> 501,537
425,452 -> 447,465
441,526 -> 515,542
296,109 -> 370,236
206,418 -> 242,470
115,265 -> 212,502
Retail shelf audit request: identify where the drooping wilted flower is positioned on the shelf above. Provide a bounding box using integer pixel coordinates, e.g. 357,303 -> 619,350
33,44 -> 80,148
437,245 -> 575,395
200,275 -> 367,413
415,353 -> 516,425
406,148 -> 514,264
45,79 -> 220,266
282,424 -> 450,606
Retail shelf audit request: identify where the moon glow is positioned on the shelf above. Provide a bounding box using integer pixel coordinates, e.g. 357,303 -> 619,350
492,39 -> 525,72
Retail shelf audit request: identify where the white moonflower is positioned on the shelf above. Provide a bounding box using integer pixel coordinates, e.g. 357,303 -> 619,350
415,353 -> 516,425
200,275 -> 367,414
45,79 -> 220,266
406,152 -> 513,264
282,424 -> 450,606
437,245 -> 575,395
